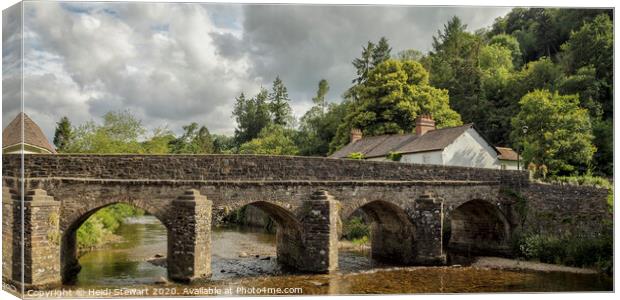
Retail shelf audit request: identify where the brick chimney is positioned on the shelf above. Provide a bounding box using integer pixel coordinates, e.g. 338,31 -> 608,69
350,128 -> 363,143
415,114 -> 435,136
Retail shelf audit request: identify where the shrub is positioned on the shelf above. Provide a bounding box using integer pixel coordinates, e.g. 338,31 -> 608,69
516,232 -> 613,273
343,217 -> 370,240
76,203 -> 144,250
347,152 -> 365,160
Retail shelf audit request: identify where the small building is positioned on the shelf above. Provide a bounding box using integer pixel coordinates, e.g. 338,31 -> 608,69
330,115 -> 519,170
2,112 -> 56,154
496,147 -> 521,170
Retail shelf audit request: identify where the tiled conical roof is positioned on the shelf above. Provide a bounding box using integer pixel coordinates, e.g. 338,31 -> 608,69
2,112 -> 56,153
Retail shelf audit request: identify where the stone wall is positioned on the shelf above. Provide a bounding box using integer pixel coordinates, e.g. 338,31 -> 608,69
3,154 -> 528,186
522,182 -> 611,237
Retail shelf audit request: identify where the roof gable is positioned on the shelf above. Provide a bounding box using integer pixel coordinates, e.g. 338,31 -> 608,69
2,112 -> 56,154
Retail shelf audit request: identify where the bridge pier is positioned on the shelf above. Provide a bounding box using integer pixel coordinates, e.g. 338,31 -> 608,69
277,190 -> 339,273
167,189 -> 212,283
2,187 -> 19,286
6,189 -> 63,289
411,193 -> 446,265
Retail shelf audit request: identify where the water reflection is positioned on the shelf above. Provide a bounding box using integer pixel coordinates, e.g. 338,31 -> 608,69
74,215 -> 612,294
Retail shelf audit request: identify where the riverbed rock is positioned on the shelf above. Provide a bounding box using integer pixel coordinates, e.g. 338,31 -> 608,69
154,277 -> 167,285
238,252 -> 249,258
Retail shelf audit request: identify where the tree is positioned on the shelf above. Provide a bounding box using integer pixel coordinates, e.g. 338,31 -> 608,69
396,49 -> 424,62
560,13 -> 613,118
312,79 -> 329,114
170,122 -> 214,154
352,41 -> 376,85
330,59 -> 462,152
372,37 -> 392,67
232,90 -> 271,146
53,116 -> 73,152
511,89 -> 596,175
298,84 -> 348,156
142,128 -> 175,154
212,134 -> 236,154
239,124 -> 299,155
478,44 -> 517,145
66,110 -> 145,154
428,16 -> 484,129
268,76 -> 293,126
489,34 -> 523,67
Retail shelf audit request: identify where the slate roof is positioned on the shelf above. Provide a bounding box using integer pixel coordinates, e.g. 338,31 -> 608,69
496,147 -> 519,161
330,124 -> 497,159
2,112 -> 56,153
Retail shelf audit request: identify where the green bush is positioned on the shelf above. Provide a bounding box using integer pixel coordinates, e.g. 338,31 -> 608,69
516,232 -> 613,273
343,217 -> 370,240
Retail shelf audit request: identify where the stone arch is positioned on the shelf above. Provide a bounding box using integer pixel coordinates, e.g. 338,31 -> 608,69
60,200 -> 171,284
344,200 -> 416,264
448,199 -> 511,256
219,200 -> 305,270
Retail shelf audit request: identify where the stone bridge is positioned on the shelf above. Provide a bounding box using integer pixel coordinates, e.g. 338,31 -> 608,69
2,154 -> 534,288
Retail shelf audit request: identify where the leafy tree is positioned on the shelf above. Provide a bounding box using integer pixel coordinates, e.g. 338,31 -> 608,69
312,79 -> 329,114
212,134 -> 236,154
511,58 -> 564,99
268,76 -> 293,126
372,37 -> 392,67
560,14 -> 613,118
478,44 -> 516,145
396,49 -> 424,62
298,80 -> 348,156
511,89 -> 596,175
491,8 -> 610,62
53,116 -> 73,152
591,119 -> 613,176
352,41 -> 376,85
350,37 -> 393,97
142,128 -> 175,154
330,59 -> 462,152
232,90 -> 271,146
239,124 -> 299,155
558,66 -> 603,118
428,16 -> 485,129
170,122 -> 214,154
66,110 -> 145,154
489,34 -> 523,67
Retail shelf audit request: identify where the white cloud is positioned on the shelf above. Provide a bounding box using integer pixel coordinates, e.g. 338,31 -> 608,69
6,2 -> 510,140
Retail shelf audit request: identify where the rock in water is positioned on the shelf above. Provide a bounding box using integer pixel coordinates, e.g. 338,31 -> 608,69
154,277 -> 167,285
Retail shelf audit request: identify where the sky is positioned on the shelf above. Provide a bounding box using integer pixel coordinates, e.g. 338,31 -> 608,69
2,1 -> 512,140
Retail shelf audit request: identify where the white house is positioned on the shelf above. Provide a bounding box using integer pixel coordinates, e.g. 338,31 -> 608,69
330,115 -> 520,170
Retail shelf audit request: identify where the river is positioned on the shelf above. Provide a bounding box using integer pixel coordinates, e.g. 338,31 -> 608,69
69,215 -> 611,295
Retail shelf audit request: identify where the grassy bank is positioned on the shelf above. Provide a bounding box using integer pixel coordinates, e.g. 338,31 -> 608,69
513,232 -> 613,274
77,203 -> 144,250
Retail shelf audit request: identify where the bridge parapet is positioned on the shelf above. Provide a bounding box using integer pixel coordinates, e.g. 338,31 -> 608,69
3,154 -> 528,187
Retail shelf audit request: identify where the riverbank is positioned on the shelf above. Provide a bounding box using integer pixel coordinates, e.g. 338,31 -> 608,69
471,256 -> 600,274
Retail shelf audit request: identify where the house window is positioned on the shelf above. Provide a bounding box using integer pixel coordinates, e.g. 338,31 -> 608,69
501,164 -> 507,170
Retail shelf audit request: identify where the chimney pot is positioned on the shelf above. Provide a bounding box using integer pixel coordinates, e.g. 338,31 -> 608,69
350,128 -> 363,143
415,115 -> 436,136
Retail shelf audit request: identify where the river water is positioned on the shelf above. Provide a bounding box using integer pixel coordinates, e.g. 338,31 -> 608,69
70,215 -> 612,295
